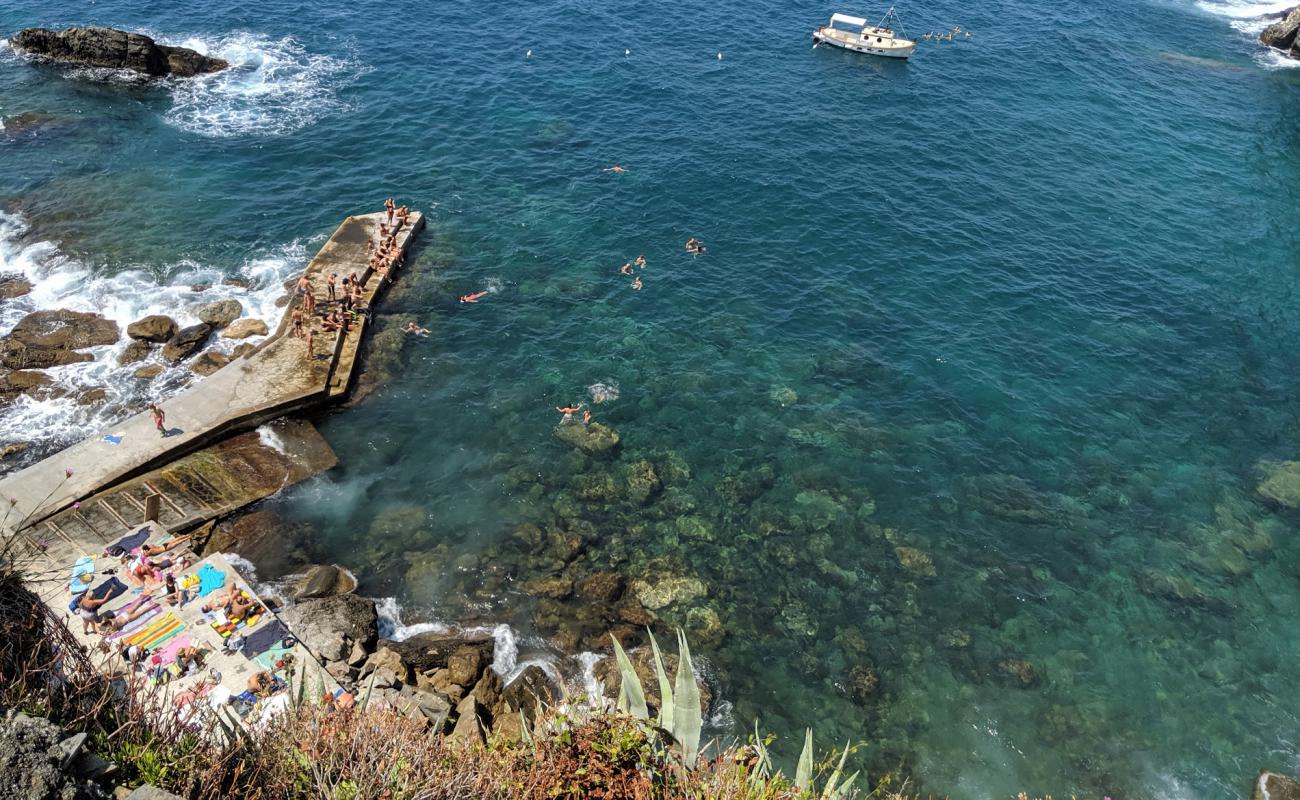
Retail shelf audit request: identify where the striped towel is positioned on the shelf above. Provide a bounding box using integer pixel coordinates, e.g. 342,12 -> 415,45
125,613 -> 184,650
107,602 -> 162,641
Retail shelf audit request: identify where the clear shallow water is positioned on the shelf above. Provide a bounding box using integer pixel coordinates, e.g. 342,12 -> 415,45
3,0 -> 1300,796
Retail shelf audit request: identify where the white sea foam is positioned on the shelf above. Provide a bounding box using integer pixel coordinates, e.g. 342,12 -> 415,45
587,381 -> 620,404
256,424 -> 289,455
1256,47 -> 1300,67
1195,0 -> 1296,18
575,651 -> 607,709
375,596 -> 449,641
0,210 -> 302,450
159,32 -> 361,137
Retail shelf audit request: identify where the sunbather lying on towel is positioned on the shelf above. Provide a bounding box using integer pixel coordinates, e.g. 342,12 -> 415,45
97,590 -> 156,634
202,585 -> 256,619
135,533 -> 192,559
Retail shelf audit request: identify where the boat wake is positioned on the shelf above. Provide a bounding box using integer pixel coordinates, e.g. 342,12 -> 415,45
162,32 -> 362,137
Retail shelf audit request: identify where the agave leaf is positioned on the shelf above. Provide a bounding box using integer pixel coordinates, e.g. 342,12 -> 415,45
830,770 -> 860,799
358,668 -> 378,713
648,628 -> 675,731
748,720 -> 773,789
610,634 -> 649,720
519,709 -> 533,748
294,664 -> 306,709
794,728 -> 814,790
821,740 -> 850,798
671,629 -> 703,769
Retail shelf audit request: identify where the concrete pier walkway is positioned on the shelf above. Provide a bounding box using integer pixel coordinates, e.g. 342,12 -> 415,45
0,210 -> 423,536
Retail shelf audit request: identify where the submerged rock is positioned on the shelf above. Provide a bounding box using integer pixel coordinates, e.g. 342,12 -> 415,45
962,473 -> 1067,525
126,314 -> 178,343
1255,460 -> 1300,508
189,350 -> 229,377
0,309 -> 119,369
631,573 -> 707,610
554,421 -> 620,457
894,545 -> 937,578
132,364 -> 163,381
117,339 -> 153,366
10,27 -> 229,77
994,658 -> 1042,689
0,274 -> 32,299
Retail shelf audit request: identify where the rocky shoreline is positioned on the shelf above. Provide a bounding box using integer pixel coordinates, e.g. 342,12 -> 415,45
9,27 -> 228,78
1260,6 -> 1300,58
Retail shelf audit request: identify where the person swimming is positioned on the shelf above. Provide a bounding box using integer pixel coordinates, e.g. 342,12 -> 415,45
619,263 -> 633,275
635,255 -> 646,268
685,238 -> 706,255
604,165 -> 627,173
460,291 -> 489,303
631,276 -> 643,290
582,409 -> 592,428
405,322 -> 430,335
556,403 -> 584,422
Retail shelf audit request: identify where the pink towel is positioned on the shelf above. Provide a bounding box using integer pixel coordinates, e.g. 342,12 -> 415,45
152,636 -> 191,665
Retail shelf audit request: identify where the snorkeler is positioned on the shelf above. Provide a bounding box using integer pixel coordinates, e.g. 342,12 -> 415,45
604,165 -> 627,173
460,291 -> 490,304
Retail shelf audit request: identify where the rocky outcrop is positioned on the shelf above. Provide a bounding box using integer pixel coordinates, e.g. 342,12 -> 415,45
1253,770 -> 1300,800
125,315 -> 177,343
222,318 -> 268,339
161,323 -> 212,362
1261,7 -> 1300,57
554,421 -> 620,457
202,509 -> 312,577
189,350 -> 229,377
291,564 -> 358,600
0,710 -> 112,799
117,340 -> 153,366
10,27 -> 229,77
0,273 -> 32,299
196,299 -> 242,328
0,309 -> 119,369
278,593 -> 378,665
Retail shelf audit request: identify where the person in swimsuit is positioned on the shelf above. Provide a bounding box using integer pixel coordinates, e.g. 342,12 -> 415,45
582,409 -> 592,428
635,255 -> 646,268
149,403 -> 165,436
326,273 -> 337,302
556,404 -> 584,422
604,165 -> 626,173
632,276 -> 643,290
619,263 -> 633,275
291,307 -> 305,338
405,322 -> 430,336
384,197 -> 395,224
74,591 -> 113,634
460,291 -> 489,304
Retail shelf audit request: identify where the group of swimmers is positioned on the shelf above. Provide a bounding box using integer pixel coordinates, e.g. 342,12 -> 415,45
922,26 -> 970,42
556,403 -> 593,428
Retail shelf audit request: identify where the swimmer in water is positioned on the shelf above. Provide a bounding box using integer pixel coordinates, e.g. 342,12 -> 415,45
556,404 -> 584,422
923,32 -> 932,40
619,263 -> 633,275
631,276 -> 643,290
686,238 -> 706,255
582,409 -> 592,428
460,291 -> 490,304
635,255 -> 646,268
405,322 -> 430,335
604,165 -> 627,173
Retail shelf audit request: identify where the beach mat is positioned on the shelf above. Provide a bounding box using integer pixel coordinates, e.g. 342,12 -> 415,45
68,557 -> 94,595
126,613 -> 184,650
107,603 -> 162,641
89,577 -> 127,604
105,527 -> 151,557
240,620 -> 287,658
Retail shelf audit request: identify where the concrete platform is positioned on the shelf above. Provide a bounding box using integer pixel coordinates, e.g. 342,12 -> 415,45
0,211 -> 423,535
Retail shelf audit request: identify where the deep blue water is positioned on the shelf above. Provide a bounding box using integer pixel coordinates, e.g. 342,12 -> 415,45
3,0 -> 1300,796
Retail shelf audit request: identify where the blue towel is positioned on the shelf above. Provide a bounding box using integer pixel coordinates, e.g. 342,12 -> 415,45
195,563 -> 226,597
69,557 -> 95,595
105,528 -> 151,558
102,434 -> 123,445
89,576 -> 127,603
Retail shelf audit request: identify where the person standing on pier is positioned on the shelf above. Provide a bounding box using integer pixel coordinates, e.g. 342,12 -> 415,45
327,273 -> 337,302
291,306 -> 305,338
385,198 -> 395,225
150,403 -> 165,436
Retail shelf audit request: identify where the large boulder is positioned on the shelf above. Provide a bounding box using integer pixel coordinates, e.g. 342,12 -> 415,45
278,594 -> 378,664
10,27 -> 229,77
125,314 -> 177,343
1252,771 -> 1300,800
0,274 -> 32,299
0,368 -> 52,406
0,309 -> 119,369
1261,7 -> 1300,53
0,711 -> 110,800
630,573 -> 707,611
196,299 -> 243,328
222,318 -> 268,339
117,340 -> 153,365
203,509 -> 311,577
377,632 -> 494,675
291,564 -> 357,600
189,350 -> 229,377
161,322 -> 212,362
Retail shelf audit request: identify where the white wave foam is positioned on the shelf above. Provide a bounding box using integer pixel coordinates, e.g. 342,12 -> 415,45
575,651 -> 607,709
0,210 -> 300,450
1256,47 -> 1300,67
375,596 -> 449,641
160,32 -> 361,137
256,424 -> 288,455
587,381 -> 620,404
1195,0 -> 1296,18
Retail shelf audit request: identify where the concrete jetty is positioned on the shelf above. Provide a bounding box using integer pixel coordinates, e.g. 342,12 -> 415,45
0,210 -> 423,535
1,208 -> 424,732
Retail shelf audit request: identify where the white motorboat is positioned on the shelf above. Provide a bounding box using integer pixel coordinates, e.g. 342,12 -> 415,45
813,7 -> 916,59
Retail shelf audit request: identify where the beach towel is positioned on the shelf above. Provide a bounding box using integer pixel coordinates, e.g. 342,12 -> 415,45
125,613 -> 184,650
104,528 -> 150,558
88,577 -> 127,604
240,621 -> 287,658
195,563 -> 225,597
255,641 -> 295,670
152,636 -> 191,666
107,602 -> 162,641
102,434 -> 123,445
68,557 -> 94,595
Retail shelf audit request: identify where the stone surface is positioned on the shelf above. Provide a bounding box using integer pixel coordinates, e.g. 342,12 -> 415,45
0,273 -> 33,299
204,509 -> 312,576
11,27 -> 229,77
292,564 -> 358,600
630,573 -> 707,610
278,593 -> 378,663
448,695 -> 486,746
378,632 -> 494,675
994,658 -> 1042,689
125,786 -> 185,800
125,315 -> 177,343
132,364 -> 163,381
0,309 -> 119,369
0,711 -> 109,800
1252,770 -> 1300,800
392,685 -> 452,729
0,368 -> 52,405
196,299 -> 243,328
362,644 -> 413,687
222,317 -> 269,339
189,350 -> 230,377
446,644 -> 485,688
553,421 -> 620,457
161,323 -> 212,363
577,571 -> 625,604
117,340 -> 153,366
894,545 -> 937,578
1261,6 -> 1300,53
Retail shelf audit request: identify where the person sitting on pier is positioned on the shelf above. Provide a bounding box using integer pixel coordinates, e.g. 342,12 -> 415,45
176,645 -> 206,675
396,205 -> 409,222
321,307 -> 344,333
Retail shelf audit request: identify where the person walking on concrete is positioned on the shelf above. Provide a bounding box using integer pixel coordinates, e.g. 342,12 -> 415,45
150,403 -> 165,436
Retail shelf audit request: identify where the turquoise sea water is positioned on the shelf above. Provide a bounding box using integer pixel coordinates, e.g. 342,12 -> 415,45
3,0 -> 1300,795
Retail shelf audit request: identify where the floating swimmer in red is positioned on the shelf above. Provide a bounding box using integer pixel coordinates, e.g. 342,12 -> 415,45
460,291 -> 489,304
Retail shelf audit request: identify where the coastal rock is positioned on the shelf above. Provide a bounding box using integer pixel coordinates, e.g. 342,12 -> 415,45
446,645 -> 485,688
0,368 -> 52,404
132,365 -> 163,381
1255,460 -> 1300,508
623,459 -> 663,505
554,421 -> 620,457
189,350 -> 229,377
126,315 -> 177,343
684,605 -> 725,646
894,545 -> 937,578
1252,771 -> 1300,800
196,299 -> 242,328
0,711 -> 109,800
291,564 -> 358,600
117,340 -> 153,365
378,632 -> 494,675
203,509 -> 312,575
0,309 -> 119,369
1137,569 -> 1231,614
577,571 -> 625,604
631,573 -> 707,610
276,593 -> 378,663
847,663 -> 880,703
994,658 -> 1042,689
391,685 -> 452,729
1260,6 -> 1300,53
0,274 -> 32,299
0,441 -> 29,460
500,665 -> 556,721
161,323 -> 212,362
230,343 -> 256,359
448,695 -> 486,746
10,27 -> 229,77
222,318 -> 268,339
522,574 -> 573,600
361,645 -> 413,688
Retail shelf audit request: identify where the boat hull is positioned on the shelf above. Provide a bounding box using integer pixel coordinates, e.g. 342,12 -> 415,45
813,28 -> 914,59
